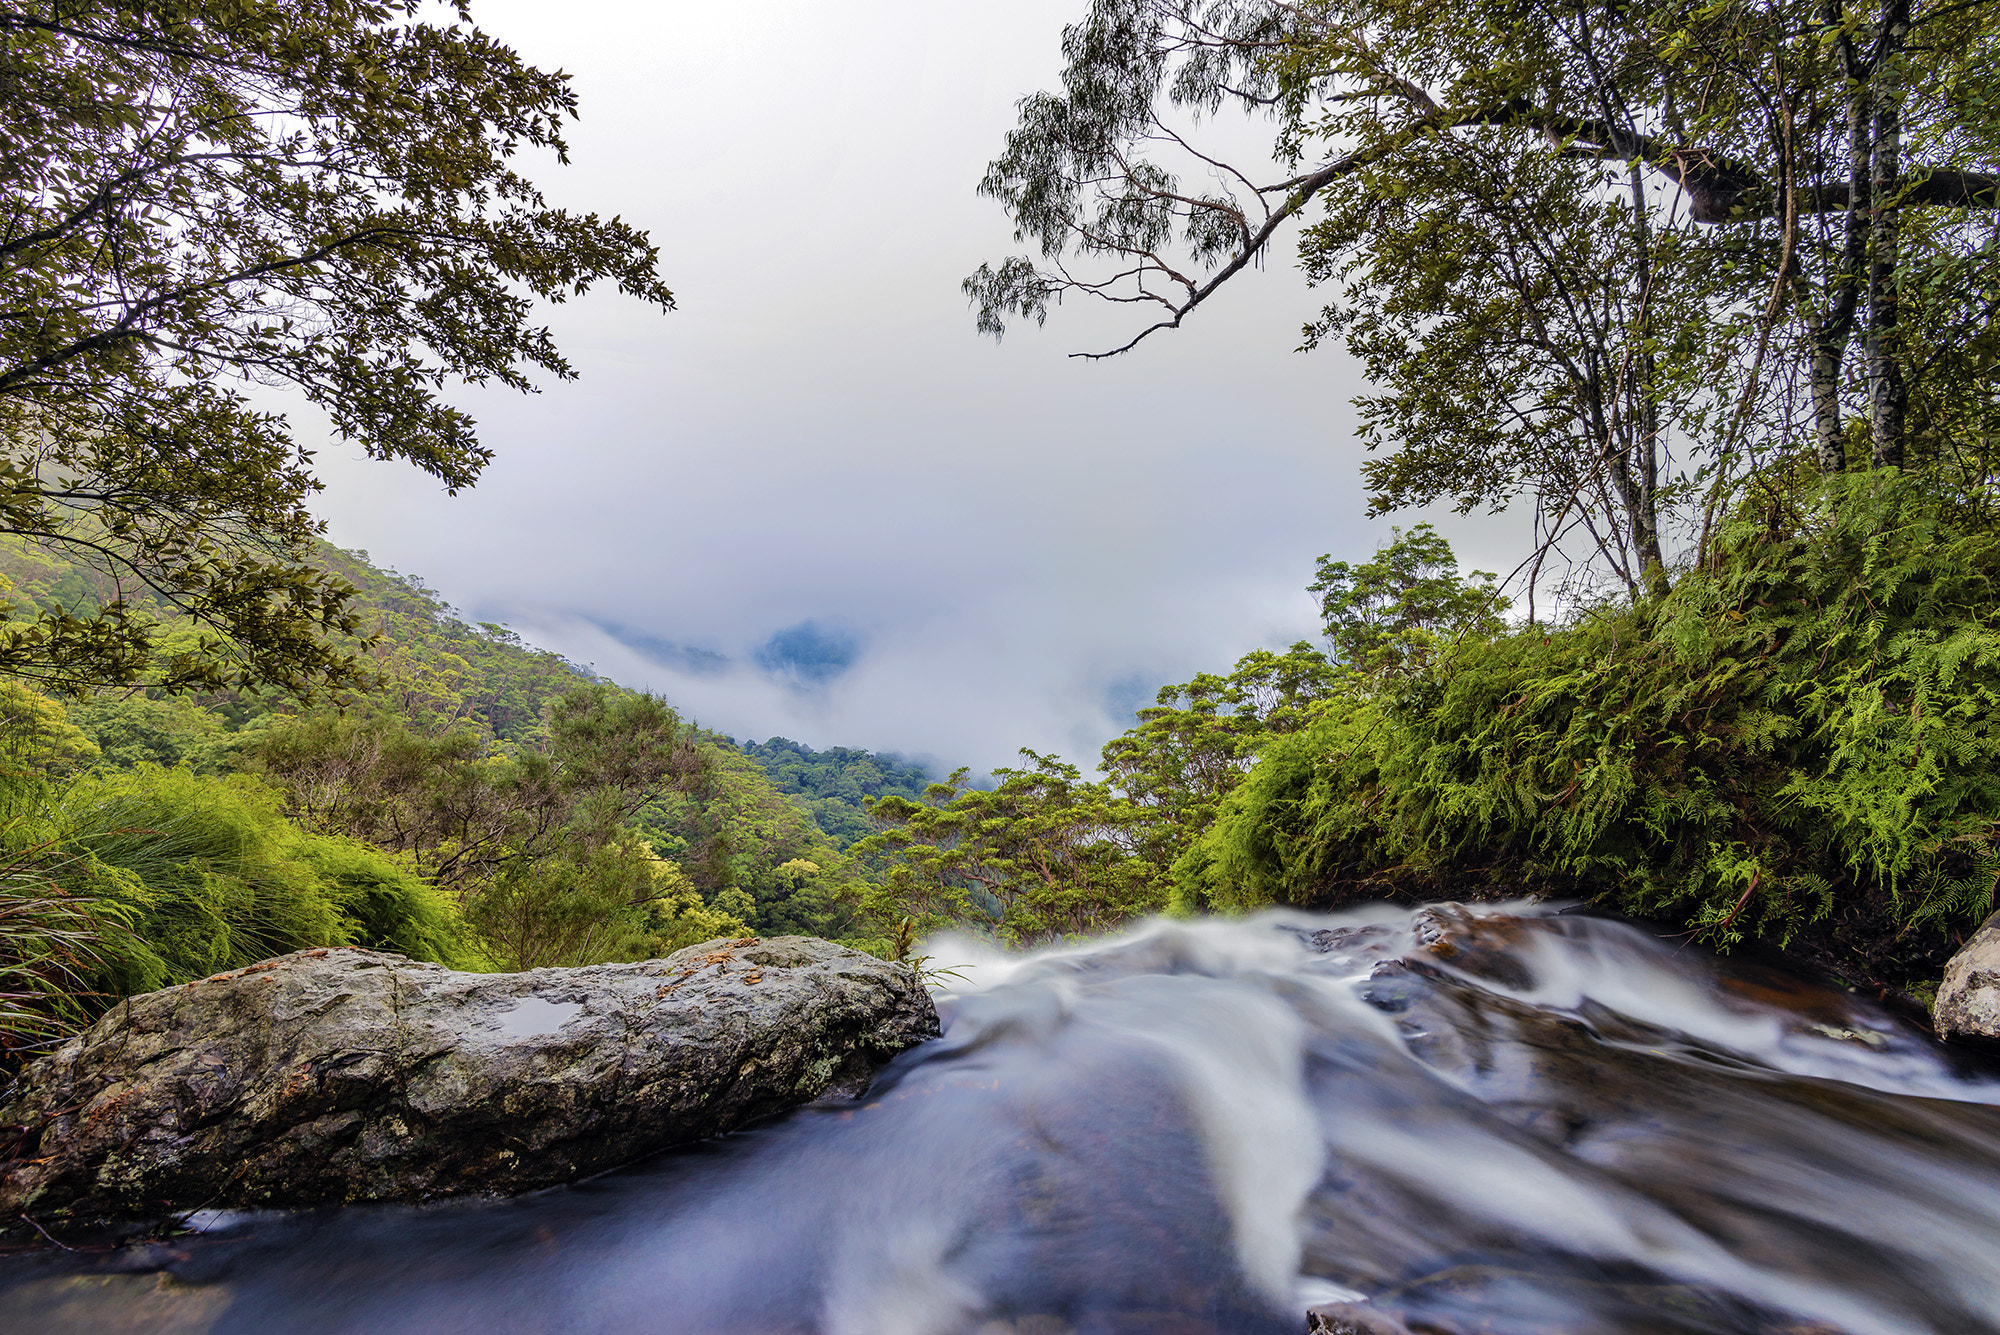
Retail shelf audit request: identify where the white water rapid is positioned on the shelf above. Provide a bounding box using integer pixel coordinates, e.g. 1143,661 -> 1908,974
4,902 -> 1998,1334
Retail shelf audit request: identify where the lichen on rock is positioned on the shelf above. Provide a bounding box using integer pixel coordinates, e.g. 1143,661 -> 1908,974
0,935 -> 939,1235
1935,911 -> 2000,1040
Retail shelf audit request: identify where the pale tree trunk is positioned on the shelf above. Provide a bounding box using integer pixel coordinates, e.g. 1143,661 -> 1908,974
1813,32 -> 1877,474
1627,162 -> 1669,594
1807,312 -> 1849,472
1867,0 -> 1910,468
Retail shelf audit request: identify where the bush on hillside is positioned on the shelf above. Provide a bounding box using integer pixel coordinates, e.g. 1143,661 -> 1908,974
1181,474 -> 2000,983
0,759 -> 485,1050
468,833 -> 752,970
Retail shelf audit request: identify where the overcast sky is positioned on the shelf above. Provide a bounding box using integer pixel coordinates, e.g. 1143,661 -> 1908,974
306,0 -> 1525,773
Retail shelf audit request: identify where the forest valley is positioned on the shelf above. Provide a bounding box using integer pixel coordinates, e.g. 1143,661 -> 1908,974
3,0 -> 2000,1059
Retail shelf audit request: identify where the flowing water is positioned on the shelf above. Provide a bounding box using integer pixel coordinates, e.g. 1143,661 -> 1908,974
5,902 -> 2000,1334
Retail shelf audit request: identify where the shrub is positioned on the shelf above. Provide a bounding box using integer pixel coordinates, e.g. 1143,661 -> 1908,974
0,848 -> 126,1057
0,766 -> 487,1040
299,835 -> 486,971
52,767 -> 350,990
1183,474 -> 2000,963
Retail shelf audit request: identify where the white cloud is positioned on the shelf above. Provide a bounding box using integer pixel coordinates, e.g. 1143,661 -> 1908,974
307,0 -> 1532,770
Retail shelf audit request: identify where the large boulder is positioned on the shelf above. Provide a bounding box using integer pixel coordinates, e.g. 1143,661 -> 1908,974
1935,911 -> 2000,1040
0,935 -> 938,1233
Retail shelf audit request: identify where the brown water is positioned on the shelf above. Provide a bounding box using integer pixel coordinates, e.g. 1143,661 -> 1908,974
3,903 -> 1997,1334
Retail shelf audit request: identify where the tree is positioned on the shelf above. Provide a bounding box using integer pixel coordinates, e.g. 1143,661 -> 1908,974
1309,523 -> 1508,676
469,832 -> 751,971
855,528 -> 1511,939
1181,472 -> 2000,997
252,684 -> 717,966
631,741 -> 861,938
0,0 -> 673,694
0,679 -> 99,779
1099,640 -> 1339,866
969,0 -> 2000,585
251,684 -> 707,896
857,754 -> 1165,945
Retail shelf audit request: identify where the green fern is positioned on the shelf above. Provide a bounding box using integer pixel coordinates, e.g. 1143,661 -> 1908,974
1184,472 -> 2000,951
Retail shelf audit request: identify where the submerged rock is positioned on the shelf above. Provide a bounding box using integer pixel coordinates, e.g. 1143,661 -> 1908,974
1936,911 -> 2000,1040
0,936 -> 938,1234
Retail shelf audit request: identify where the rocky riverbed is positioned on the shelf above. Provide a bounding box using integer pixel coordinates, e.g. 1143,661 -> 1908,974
3,905 -> 1998,1334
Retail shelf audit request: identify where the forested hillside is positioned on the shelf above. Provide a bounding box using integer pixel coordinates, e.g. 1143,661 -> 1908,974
0,536 -> 598,772
738,737 -> 933,847
3,535 -> 889,892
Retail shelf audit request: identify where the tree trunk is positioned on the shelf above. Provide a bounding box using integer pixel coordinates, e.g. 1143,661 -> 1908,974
1627,163 -> 1670,594
1868,0 -> 1911,469
1814,30 -> 1878,474
1808,319 -> 1848,473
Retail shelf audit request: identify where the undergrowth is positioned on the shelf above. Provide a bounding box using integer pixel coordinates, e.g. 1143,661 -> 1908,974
1180,473 -> 2000,972
0,765 -> 484,1061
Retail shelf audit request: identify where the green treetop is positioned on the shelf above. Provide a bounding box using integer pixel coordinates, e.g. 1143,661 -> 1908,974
1310,523 -> 1509,679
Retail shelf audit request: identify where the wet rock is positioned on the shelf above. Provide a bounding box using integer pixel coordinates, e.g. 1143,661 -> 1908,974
1306,1301 -> 1416,1335
0,936 -> 938,1233
1300,924 -> 1395,957
1935,911 -> 2000,1040
1409,904 -> 1540,990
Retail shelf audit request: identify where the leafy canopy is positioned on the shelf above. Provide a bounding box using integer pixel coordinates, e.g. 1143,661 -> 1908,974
0,0 -> 672,694
1310,523 -> 1508,679
970,0 -> 2000,586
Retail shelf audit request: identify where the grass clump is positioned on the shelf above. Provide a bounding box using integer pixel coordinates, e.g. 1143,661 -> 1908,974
0,762 -> 483,1056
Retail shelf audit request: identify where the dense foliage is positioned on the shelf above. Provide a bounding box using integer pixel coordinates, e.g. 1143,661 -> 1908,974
857,489 -> 2000,1000
0,538 -> 916,1052
1187,475 -> 2000,986
0,758 -> 480,1058
858,755 -> 1163,947
248,687 -> 718,970
971,0 -> 2000,590
738,736 -> 933,847
6,0 -> 1999,1060
634,741 -> 857,940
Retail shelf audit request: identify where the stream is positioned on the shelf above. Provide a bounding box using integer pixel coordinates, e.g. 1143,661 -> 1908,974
4,902 -> 1999,1334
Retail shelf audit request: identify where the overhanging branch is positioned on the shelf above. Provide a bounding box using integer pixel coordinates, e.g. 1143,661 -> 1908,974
1018,95 -> 1998,357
